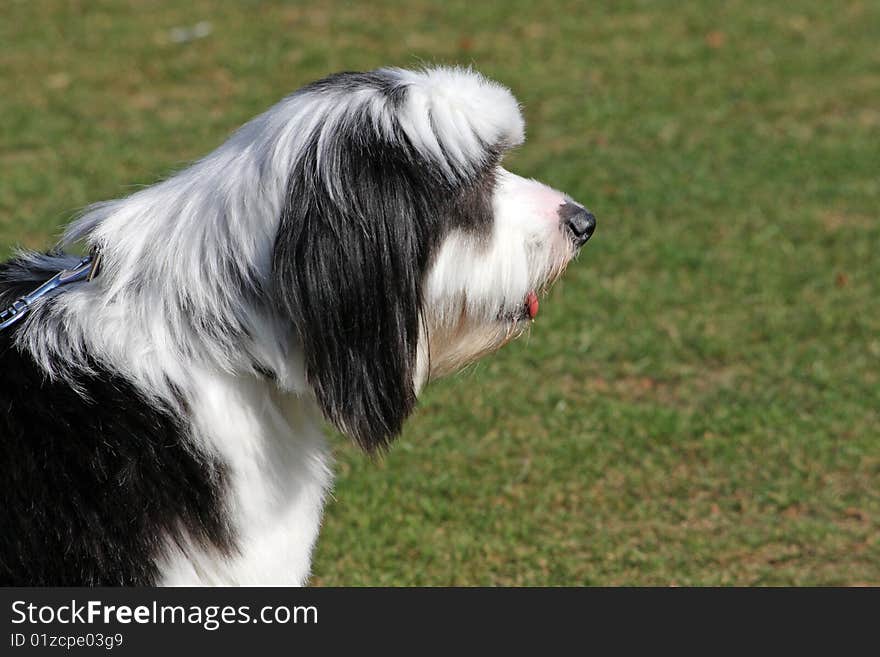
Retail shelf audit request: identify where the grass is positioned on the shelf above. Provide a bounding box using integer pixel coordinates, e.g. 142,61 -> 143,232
1,0 -> 878,585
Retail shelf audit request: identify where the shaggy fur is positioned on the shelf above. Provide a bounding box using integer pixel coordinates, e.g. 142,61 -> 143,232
0,66 -> 594,585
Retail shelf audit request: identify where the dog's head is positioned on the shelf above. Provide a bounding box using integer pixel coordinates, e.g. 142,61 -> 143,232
272,67 -> 595,450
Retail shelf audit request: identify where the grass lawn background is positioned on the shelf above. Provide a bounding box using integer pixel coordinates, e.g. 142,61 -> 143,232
1,1 -> 877,585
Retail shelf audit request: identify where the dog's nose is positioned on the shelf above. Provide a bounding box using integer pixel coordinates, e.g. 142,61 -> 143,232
558,203 -> 596,247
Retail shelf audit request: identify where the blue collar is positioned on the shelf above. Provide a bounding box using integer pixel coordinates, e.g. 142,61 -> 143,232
0,255 -> 96,331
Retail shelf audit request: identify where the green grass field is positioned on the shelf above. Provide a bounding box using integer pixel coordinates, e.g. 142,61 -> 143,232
2,1 -> 878,585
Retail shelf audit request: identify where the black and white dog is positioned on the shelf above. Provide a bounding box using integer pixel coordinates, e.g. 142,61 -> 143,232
0,67 -> 595,585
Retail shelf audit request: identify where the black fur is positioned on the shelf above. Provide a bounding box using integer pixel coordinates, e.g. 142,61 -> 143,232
0,261 -> 233,585
301,70 -> 408,107
273,71 -> 497,451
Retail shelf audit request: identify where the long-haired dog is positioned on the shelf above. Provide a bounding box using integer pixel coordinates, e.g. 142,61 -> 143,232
0,67 -> 595,585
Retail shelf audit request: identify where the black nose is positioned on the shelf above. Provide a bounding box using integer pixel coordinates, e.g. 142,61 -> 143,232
558,203 -> 596,247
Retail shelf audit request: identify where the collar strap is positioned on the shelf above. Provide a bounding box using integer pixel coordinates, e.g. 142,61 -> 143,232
0,255 -> 96,331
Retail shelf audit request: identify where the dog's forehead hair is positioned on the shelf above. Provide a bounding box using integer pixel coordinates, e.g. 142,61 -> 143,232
297,70 -> 407,108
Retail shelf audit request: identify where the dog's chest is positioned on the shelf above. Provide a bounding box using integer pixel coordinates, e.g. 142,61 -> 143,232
158,373 -> 333,585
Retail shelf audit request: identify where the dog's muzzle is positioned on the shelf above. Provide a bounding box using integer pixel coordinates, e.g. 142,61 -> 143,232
558,202 -> 596,247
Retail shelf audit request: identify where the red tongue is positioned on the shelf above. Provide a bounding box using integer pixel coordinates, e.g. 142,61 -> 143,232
526,290 -> 539,319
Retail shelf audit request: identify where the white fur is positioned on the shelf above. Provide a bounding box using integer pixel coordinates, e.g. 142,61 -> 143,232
158,371 -> 332,585
392,67 -> 525,178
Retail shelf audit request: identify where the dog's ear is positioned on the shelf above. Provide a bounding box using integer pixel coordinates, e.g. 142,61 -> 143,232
272,133 -> 438,452
271,68 -> 525,450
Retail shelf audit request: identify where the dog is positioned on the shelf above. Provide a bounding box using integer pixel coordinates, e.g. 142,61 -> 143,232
0,67 -> 595,585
